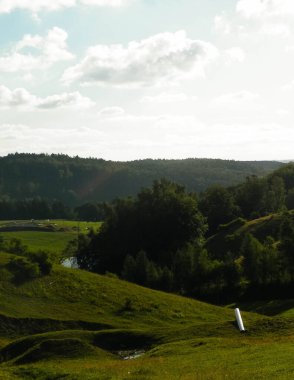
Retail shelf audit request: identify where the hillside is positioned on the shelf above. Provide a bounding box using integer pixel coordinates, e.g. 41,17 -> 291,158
0,153 -> 283,205
1,250 -> 294,379
206,211 -> 294,259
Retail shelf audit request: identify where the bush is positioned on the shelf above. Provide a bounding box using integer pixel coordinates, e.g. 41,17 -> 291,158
29,251 -> 53,275
0,235 -> 4,250
6,238 -> 28,255
7,257 -> 40,283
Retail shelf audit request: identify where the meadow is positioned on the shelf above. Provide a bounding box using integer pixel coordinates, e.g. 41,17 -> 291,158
0,245 -> 294,379
0,220 -> 101,254
0,219 -> 294,379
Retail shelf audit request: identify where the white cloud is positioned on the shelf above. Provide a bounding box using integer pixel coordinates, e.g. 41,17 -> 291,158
213,90 -> 259,106
236,0 -> 294,19
98,106 -> 125,117
276,108 -> 291,117
0,27 -> 74,72
260,23 -> 290,37
80,0 -> 132,6
0,0 -> 75,13
62,30 -> 218,87
0,0 -> 132,13
141,92 -> 197,104
1,118 -> 293,161
38,92 -> 95,109
214,13 -> 232,35
285,45 -> 294,53
0,85 -> 95,109
236,0 -> 269,18
281,80 -> 294,91
224,47 -> 245,64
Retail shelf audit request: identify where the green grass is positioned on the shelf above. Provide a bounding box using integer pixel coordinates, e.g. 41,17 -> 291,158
2,335 -> 294,379
0,220 -> 102,255
1,231 -> 76,254
206,211 -> 294,257
0,254 -> 237,329
1,247 -> 294,379
0,219 -> 101,231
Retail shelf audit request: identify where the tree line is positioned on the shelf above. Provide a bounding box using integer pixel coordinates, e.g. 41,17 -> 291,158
0,153 -> 282,206
0,198 -> 104,221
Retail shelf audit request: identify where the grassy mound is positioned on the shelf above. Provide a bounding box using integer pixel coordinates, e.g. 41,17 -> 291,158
14,338 -> 102,364
206,211 -> 294,257
0,329 -> 158,364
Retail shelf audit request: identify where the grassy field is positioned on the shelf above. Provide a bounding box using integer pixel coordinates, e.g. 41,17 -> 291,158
0,220 -> 102,255
1,245 -> 294,380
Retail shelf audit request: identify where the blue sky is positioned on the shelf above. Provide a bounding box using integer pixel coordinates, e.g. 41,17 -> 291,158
0,0 -> 293,160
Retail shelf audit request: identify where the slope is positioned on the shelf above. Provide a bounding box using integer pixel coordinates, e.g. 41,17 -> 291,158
1,250 -> 294,380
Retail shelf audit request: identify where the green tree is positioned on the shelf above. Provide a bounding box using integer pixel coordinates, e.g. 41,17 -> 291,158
279,212 -> 294,281
260,237 -> 281,284
285,188 -> 294,210
77,179 -> 206,275
122,255 -> 136,282
236,176 -> 267,219
240,233 -> 264,284
199,185 -> 239,234
261,176 -> 285,214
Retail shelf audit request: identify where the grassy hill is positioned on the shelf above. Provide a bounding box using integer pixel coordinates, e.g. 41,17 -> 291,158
206,210 -> 294,259
1,249 -> 294,379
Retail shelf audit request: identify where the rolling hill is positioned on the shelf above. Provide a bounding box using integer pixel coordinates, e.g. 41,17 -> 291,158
0,153 -> 283,205
1,248 -> 294,379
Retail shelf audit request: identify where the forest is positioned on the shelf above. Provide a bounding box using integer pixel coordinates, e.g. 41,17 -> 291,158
74,163 -> 294,303
0,153 -> 282,208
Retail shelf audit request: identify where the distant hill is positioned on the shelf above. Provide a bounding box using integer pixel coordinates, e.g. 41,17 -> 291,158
0,153 -> 283,206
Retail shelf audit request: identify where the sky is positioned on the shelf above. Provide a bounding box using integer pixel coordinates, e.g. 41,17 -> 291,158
0,0 -> 293,161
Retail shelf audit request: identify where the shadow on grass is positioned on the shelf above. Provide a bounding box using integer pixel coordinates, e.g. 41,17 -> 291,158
232,299 -> 294,316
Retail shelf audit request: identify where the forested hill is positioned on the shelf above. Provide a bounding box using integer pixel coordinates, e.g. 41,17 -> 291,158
0,153 -> 283,205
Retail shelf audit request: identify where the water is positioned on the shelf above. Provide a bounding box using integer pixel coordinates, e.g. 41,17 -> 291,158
117,350 -> 145,360
61,257 -> 78,268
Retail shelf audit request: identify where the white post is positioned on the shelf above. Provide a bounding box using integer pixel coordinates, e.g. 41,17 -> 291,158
234,308 -> 245,332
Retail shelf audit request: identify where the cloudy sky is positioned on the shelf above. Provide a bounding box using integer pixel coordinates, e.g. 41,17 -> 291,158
0,0 -> 293,161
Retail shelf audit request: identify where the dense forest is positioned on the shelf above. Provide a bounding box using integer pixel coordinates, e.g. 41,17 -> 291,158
74,163 -> 294,303
0,153 -> 282,208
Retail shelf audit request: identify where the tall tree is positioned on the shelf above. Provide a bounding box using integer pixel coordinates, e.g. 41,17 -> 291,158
76,179 -> 206,274
199,185 -> 239,234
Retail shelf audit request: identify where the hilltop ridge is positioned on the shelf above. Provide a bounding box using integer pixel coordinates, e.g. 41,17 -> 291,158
0,153 -> 283,205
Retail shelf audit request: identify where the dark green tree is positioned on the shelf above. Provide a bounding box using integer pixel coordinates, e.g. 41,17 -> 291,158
279,212 -> 294,281
240,233 -> 263,284
199,185 -> 239,234
75,179 -> 206,275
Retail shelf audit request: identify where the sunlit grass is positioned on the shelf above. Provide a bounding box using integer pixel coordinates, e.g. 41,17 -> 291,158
0,219 -> 102,255
1,235 -> 294,379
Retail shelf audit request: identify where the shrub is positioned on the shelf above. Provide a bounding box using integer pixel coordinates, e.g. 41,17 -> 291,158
7,257 -> 40,283
6,238 -> 28,256
0,235 -> 5,250
29,251 -> 53,275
